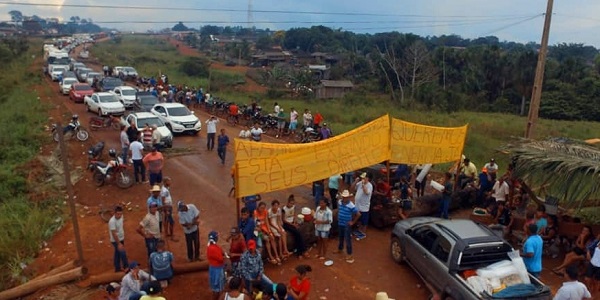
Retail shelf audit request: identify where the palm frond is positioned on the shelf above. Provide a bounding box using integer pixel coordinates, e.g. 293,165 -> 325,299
501,138 -> 600,209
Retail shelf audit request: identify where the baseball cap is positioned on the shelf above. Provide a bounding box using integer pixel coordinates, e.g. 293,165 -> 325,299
177,200 -> 186,211
128,261 -> 139,269
247,239 -> 256,250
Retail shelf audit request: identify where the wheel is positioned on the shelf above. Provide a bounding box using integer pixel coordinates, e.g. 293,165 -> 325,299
294,132 -> 303,143
166,124 -> 173,133
76,129 -> 89,141
115,171 -> 134,188
86,104 -> 91,112
52,132 -> 59,142
111,120 -> 121,130
192,130 -> 199,136
92,170 -> 105,187
390,236 -> 404,264
89,120 -> 99,131
97,109 -> 102,117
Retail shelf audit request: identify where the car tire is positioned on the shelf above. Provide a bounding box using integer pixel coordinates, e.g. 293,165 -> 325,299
390,236 -> 404,264
166,124 -> 173,133
86,104 -> 91,112
97,109 -> 102,116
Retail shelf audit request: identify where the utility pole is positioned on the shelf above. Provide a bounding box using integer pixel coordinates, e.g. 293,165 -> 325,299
57,123 -> 85,266
525,0 -> 554,139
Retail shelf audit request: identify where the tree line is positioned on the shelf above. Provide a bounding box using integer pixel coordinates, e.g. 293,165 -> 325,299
197,24 -> 600,121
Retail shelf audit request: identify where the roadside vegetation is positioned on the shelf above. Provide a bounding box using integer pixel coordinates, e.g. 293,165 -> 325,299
0,37 -> 65,290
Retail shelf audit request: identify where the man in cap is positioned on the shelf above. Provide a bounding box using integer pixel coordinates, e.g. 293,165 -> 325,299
178,201 -> 201,262
320,122 -> 332,139
207,230 -> 225,300
143,145 -> 164,186
352,172 -> 373,240
118,261 -> 155,300
147,185 -> 163,232
484,158 -> 499,178
334,189 -> 361,263
240,239 -> 265,294
136,203 -> 161,257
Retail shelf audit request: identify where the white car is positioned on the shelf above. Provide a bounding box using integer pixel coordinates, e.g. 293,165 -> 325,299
121,112 -> 173,148
118,66 -> 138,80
151,103 -> 202,134
84,92 -> 126,116
50,66 -> 67,81
112,66 -> 124,76
60,77 -> 79,95
86,72 -> 102,85
110,86 -> 137,108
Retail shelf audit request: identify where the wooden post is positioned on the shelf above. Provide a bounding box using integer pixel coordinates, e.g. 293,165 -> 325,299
28,260 -> 77,283
525,0 -> 554,139
0,267 -> 86,300
57,123 -> 85,266
385,160 -> 391,184
234,162 -> 240,222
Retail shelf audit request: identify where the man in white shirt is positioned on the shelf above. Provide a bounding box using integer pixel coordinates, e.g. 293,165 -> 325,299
129,135 -> 145,184
491,176 -> 510,203
554,265 -> 592,300
205,116 -> 218,151
250,123 -> 263,142
352,172 -> 373,239
108,206 -> 128,272
273,102 -> 280,115
484,158 -> 499,178
302,109 -> 313,128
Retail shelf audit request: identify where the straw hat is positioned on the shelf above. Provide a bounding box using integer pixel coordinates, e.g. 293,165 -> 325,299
149,185 -> 161,192
375,292 -> 395,300
340,189 -> 353,197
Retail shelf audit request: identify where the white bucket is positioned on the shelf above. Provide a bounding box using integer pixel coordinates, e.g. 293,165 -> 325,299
416,164 -> 432,183
430,181 -> 444,192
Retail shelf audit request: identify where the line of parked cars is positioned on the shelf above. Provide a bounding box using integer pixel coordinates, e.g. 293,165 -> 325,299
45,49 -> 202,150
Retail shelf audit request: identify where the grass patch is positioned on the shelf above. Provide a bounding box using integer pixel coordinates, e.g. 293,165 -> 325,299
0,39 -> 66,290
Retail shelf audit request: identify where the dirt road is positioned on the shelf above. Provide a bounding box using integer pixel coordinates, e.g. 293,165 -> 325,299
25,40 -> 431,300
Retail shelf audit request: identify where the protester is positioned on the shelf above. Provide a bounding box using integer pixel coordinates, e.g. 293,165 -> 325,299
585,234 -> 600,295
327,174 -> 342,210
276,108 -> 286,138
120,125 -> 130,164
218,277 -> 250,300
119,261 -> 156,300
150,125 -> 162,152
521,224 -> 543,278
268,200 -> 291,260
139,281 -> 165,300
320,123 -> 332,139
178,201 -> 201,262
553,226 -> 594,276
226,227 -> 246,277
281,195 -> 309,259
312,179 -> 325,208
289,108 -> 298,132
439,172 -> 453,219
147,185 -> 163,232
207,231 -> 226,300
275,283 -> 288,300
129,134 -> 146,184
287,265 -> 312,300
242,194 -> 261,217
413,164 -> 426,197
239,207 -> 257,245
314,198 -> 333,259
160,177 -> 176,241
149,240 -> 174,286
352,172 -> 373,240
240,239 -> 265,294
334,190 -> 361,263
108,206 -> 128,272
206,115 -> 218,151
217,128 -> 230,165
552,265 -> 593,300
250,122 -> 263,142
143,146 -> 164,186
255,201 -> 283,265
137,203 -> 161,257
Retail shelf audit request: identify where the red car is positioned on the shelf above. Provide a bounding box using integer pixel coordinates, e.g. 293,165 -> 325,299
69,83 -> 94,103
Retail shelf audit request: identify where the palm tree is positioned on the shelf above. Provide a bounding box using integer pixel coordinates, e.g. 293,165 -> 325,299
503,138 -> 600,211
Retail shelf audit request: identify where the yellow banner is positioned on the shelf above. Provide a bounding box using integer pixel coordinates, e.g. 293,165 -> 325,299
234,115 -> 391,197
390,118 -> 468,164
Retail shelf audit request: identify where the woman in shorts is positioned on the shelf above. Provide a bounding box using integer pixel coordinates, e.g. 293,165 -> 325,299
553,225 -> 594,275
268,200 -> 290,260
314,198 -> 333,259
254,202 -> 282,265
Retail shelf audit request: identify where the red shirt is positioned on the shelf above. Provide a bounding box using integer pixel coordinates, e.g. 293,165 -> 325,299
229,104 -> 238,115
289,276 -> 310,300
376,181 -> 391,198
229,238 -> 247,263
207,243 -> 224,267
313,113 -> 323,126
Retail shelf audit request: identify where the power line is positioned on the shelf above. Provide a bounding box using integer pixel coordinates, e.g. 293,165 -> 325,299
482,14 -> 543,36
347,15 -> 542,31
0,1 -> 539,19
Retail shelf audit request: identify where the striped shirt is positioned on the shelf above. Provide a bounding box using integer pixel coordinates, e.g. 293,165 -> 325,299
337,200 -> 358,226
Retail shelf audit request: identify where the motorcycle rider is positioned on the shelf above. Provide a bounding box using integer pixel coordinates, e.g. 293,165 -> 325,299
98,148 -> 121,175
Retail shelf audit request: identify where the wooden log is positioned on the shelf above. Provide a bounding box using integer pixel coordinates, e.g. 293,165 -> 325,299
0,266 -> 86,300
29,260 -> 77,283
81,261 -> 209,287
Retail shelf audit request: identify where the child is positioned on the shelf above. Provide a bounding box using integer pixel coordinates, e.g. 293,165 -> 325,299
314,198 -> 333,259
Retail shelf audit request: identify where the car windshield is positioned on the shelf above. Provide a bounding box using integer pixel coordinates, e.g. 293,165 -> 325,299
136,117 -> 164,128
99,95 -> 118,103
53,67 -> 65,72
123,67 -> 136,72
63,79 -> 78,85
141,97 -> 158,106
121,89 -> 136,96
74,85 -> 92,91
52,58 -> 69,65
104,78 -> 123,86
167,106 -> 191,116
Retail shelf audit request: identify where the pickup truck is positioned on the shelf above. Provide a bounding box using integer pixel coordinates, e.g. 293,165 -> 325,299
390,218 -> 551,300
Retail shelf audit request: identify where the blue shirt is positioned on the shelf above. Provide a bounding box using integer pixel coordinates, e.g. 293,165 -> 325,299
337,200 -> 358,226
479,173 -> 493,192
243,195 -> 259,212
147,195 -> 163,208
239,217 -> 257,242
523,234 -> 543,273
535,217 -> 548,234
149,250 -> 174,280
217,134 -> 229,148
395,164 -> 409,179
443,181 -> 453,201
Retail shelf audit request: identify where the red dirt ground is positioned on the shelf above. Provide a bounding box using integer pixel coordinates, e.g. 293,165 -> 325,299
19,37 -> 571,300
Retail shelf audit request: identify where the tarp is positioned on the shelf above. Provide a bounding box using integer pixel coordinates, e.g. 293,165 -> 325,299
390,118 -> 468,164
234,115 -> 468,198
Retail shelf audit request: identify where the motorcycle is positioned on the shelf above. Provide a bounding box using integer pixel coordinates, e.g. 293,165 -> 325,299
89,116 -> 121,131
295,126 -> 322,143
87,141 -> 105,162
88,157 -> 134,189
52,120 -> 89,142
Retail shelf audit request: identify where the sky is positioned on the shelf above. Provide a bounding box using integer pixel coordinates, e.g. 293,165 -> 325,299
2,0 -> 600,47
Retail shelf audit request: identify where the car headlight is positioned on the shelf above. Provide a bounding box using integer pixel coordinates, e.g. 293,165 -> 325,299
172,121 -> 183,125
